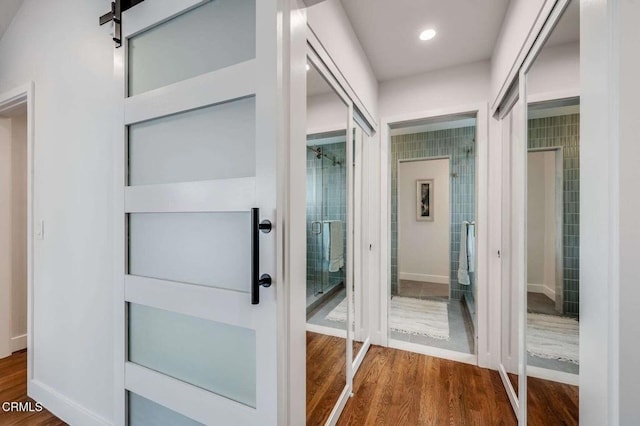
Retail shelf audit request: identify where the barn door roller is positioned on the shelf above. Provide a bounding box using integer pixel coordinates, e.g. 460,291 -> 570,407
99,0 -> 145,47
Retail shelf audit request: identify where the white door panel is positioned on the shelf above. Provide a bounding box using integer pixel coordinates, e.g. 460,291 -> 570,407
124,178 -> 256,213
115,0 -> 283,424
123,61 -> 257,125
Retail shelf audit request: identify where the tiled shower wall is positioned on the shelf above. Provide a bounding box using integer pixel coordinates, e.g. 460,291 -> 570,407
391,126 -> 476,300
306,142 -> 346,300
528,113 -> 580,317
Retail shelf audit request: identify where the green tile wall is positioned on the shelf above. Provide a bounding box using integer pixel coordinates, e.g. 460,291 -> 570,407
528,113 -> 580,317
306,142 -> 346,299
391,126 -> 476,300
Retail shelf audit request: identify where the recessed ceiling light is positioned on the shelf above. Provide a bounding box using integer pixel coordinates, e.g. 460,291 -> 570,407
419,29 -> 437,41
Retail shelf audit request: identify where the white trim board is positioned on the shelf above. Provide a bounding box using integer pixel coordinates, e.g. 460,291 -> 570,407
527,365 -> 579,387
389,118 -> 477,137
306,323 -> 347,339
398,273 -> 449,284
11,334 -> 27,352
388,339 -> 477,366
527,283 -> 556,300
29,380 -> 111,426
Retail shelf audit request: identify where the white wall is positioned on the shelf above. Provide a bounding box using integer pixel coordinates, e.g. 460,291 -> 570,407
490,0 -> 549,106
11,112 -> 27,346
617,1 -> 640,422
307,92 -> 346,134
526,151 -> 556,297
528,41 -> 580,98
398,159 -> 450,284
580,0 -> 640,423
0,0 -> 115,424
306,0 -> 378,119
379,61 -> 491,119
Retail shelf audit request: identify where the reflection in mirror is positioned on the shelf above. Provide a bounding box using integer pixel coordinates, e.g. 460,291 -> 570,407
388,114 -> 477,356
525,0 -> 579,423
304,61 -> 348,424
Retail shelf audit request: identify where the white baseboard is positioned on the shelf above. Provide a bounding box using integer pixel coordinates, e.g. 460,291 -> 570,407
399,273 -> 449,284
306,323 -> 347,339
29,379 -> 112,426
527,283 -> 556,300
388,338 -> 477,366
11,334 -> 27,352
527,365 -> 579,386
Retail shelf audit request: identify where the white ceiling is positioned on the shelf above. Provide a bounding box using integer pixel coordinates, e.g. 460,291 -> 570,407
340,0 -> 510,82
0,0 -> 24,40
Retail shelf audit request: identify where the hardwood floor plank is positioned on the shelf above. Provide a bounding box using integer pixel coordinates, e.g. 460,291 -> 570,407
303,335 -> 578,426
0,352 -> 66,426
307,333 -> 347,425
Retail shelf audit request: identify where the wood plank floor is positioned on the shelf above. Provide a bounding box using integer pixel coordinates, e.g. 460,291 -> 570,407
528,376 -> 579,425
308,332 -> 578,425
3,337 -> 577,425
0,350 -> 66,425
307,331 -> 348,425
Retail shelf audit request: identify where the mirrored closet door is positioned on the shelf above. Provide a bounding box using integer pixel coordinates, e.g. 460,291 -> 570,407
304,57 -> 350,426
304,46 -> 372,424
522,0 -> 580,424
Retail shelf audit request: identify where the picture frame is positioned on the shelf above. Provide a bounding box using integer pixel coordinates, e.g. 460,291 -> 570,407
416,179 -> 434,221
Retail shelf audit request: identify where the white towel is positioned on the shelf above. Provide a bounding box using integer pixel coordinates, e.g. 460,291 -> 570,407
467,223 -> 476,273
458,222 -> 471,285
323,220 -> 344,273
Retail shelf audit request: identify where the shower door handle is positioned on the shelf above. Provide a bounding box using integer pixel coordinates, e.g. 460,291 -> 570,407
251,208 -> 272,305
311,221 -> 322,235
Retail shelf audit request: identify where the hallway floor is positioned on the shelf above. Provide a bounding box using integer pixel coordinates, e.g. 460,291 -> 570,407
0,350 -> 65,425
335,341 -> 578,426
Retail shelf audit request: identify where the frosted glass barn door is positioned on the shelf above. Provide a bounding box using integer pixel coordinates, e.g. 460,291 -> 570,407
114,1 -> 282,425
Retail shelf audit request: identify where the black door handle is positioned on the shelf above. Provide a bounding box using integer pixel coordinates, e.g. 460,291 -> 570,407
251,208 -> 272,305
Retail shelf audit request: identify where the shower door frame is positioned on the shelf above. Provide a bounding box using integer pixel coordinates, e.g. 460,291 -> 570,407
306,140 -> 327,302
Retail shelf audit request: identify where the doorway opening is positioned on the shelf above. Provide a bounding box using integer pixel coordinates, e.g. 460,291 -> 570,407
381,109 -> 486,365
391,114 -> 477,355
0,84 -> 33,384
0,96 -> 28,360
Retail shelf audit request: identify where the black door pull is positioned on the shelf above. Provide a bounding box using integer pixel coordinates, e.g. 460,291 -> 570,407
251,208 -> 272,305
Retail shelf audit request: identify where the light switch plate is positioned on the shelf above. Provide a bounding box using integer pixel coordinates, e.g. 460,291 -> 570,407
36,220 -> 44,240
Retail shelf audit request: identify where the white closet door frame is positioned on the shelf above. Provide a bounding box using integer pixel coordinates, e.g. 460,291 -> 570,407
112,0 -> 285,424
351,123 -> 372,374
497,92 -> 522,419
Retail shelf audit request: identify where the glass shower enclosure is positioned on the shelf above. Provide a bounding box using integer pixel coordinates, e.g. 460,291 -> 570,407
306,133 -> 346,313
